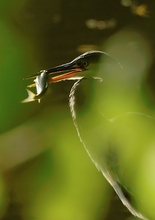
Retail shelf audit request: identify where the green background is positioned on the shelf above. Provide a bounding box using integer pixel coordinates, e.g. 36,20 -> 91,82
0,1 -> 155,219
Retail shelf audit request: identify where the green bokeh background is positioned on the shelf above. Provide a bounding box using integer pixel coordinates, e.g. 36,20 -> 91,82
0,1 -> 155,220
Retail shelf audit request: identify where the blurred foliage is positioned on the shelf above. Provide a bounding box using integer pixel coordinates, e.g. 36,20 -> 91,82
0,0 -> 155,220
